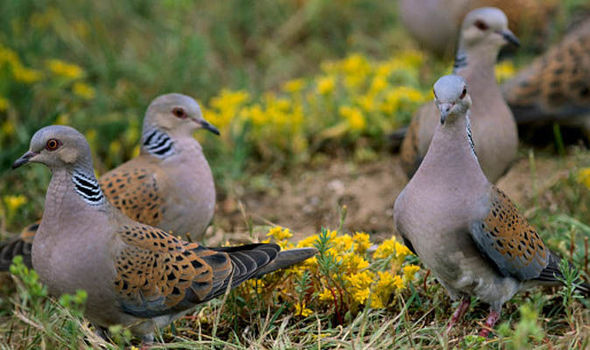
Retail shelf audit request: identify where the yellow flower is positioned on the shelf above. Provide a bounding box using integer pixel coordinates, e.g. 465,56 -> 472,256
333,234 -> 353,251
0,97 -> 9,112
393,275 -> 405,291
46,59 -> 84,79
495,61 -> 516,83
72,82 -> 95,99
370,76 -> 388,95
12,65 -> 43,83
352,287 -> 371,304
345,270 -> 375,304
4,195 -> 27,212
297,234 -> 319,248
402,264 -> 420,282
373,237 -> 397,259
577,168 -> 590,188
267,226 -> 293,241
352,232 -> 371,254
283,79 -> 305,93
317,76 -> 335,95
208,89 -> 250,130
318,288 -> 334,302
355,94 -> 376,113
342,253 -> 369,273
339,106 -> 366,131
371,271 -> 397,308
295,302 -> 313,317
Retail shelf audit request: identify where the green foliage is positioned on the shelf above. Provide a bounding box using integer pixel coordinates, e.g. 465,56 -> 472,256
497,303 -> 545,349
9,255 -> 47,309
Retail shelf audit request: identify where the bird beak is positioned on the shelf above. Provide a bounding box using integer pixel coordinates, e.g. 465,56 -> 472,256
499,29 -> 520,47
194,119 -> 220,136
438,103 -> 453,124
12,151 -> 38,169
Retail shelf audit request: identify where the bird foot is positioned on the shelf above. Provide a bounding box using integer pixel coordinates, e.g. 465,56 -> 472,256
446,298 -> 470,332
478,310 -> 501,337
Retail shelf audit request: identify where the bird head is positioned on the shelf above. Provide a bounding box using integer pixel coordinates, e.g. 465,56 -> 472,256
143,93 -> 219,139
460,7 -> 520,52
433,75 -> 472,124
12,125 -> 93,171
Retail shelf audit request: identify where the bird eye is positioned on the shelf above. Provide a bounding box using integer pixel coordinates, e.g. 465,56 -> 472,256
460,87 -> 467,99
45,138 -> 61,151
474,20 -> 489,31
172,107 -> 187,119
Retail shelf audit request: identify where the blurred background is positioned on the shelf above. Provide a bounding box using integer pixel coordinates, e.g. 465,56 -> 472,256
0,0 -> 589,242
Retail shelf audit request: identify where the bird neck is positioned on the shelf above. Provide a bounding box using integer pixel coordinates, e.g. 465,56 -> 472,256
140,128 -> 176,158
141,127 -> 205,159
41,167 -> 107,234
453,45 -> 498,81
418,112 -> 487,184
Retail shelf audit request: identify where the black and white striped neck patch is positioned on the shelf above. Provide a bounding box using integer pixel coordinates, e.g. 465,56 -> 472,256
453,52 -> 468,71
72,172 -> 104,205
143,129 -> 175,158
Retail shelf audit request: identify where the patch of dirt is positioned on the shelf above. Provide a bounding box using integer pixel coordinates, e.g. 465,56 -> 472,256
215,152 -> 574,243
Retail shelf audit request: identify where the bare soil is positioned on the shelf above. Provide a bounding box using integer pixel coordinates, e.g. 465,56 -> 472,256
213,152 -> 573,243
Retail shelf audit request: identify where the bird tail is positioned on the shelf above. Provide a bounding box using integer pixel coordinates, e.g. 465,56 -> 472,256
536,252 -> 590,296
252,247 -> 318,278
203,244 -> 316,301
0,223 -> 37,271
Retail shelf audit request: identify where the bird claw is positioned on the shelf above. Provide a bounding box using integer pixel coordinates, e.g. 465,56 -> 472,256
478,309 -> 500,337
446,298 -> 471,332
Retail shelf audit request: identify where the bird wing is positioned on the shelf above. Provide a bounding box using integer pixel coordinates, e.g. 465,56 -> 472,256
99,162 -> 165,226
470,186 -> 549,281
502,20 -> 590,123
0,222 -> 37,270
113,223 -> 279,318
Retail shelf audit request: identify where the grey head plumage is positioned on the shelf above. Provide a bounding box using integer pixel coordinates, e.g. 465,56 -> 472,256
433,75 -> 472,124
12,125 -> 94,174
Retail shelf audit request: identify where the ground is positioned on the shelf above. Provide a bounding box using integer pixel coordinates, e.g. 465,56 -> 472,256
215,148 -> 573,244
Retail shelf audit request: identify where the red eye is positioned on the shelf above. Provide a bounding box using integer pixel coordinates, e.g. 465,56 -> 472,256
474,20 -> 489,31
172,107 -> 187,119
46,138 -> 61,151
460,87 -> 467,99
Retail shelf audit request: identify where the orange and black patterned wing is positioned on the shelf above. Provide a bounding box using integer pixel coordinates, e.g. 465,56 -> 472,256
470,186 -> 549,281
0,222 -> 39,270
114,223 -> 280,317
503,21 -> 590,123
100,166 -> 164,226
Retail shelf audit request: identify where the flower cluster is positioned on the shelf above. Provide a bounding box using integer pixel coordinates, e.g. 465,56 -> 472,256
203,52 -> 431,164
239,226 -> 420,320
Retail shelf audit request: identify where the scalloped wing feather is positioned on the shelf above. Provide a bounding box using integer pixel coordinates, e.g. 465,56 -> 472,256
470,187 -> 549,281
100,165 -> 164,226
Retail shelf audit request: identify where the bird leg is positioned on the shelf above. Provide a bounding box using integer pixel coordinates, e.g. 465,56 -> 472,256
478,309 -> 501,337
446,297 -> 470,332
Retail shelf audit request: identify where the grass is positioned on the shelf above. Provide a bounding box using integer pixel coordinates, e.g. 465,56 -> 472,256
0,0 -> 590,349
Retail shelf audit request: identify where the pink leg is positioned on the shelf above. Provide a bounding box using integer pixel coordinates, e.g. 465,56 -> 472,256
478,309 -> 501,337
446,298 -> 471,332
